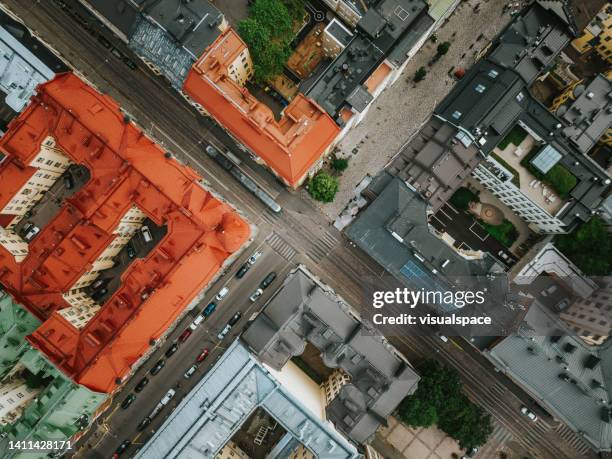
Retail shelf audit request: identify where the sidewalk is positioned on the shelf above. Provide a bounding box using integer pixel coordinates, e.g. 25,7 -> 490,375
315,0 -> 512,219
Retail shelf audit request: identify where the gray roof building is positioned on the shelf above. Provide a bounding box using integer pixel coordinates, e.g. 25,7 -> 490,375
536,0 -> 608,37
488,3 -> 571,86
487,301 -> 612,452
434,3 -> 611,231
386,116 -> 483,210
242,266 -> 420,444
304,0 -> 431,119
135,339 -> 360,459
0,12 -> 66,113
344,173 -> 523,334
553,74 -> 612,155
79,0 -> 142,41
78,0 -> 224,89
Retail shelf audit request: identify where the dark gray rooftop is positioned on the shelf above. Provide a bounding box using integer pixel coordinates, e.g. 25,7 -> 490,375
386,116 -> 483,210
555,74 -> 612,154
487,301 -> 612,452
488,3 -> 570,86
242,266 -> 420,444
433,3 -> 611,231
303,0 -> 429,119
536,0 -> 608,37
303,35 -> 383,119
80,0 -> 141,38
141,0 -> 224,58
346,173 -> 503,282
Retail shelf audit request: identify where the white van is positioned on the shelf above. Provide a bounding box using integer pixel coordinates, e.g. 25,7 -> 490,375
189,314 -> 204,330
215,287 -> 229,301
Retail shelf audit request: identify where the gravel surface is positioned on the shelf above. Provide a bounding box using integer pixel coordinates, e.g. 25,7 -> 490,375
315,0 -> 513,219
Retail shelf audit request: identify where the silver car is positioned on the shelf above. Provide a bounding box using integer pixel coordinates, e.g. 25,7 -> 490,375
217,324 -> 232,340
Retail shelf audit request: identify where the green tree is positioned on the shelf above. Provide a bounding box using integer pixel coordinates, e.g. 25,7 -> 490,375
252,0 -> 293,41
331,158 -> 349,172
238,19 -> 290,82
437,41 -> 451,56
449,187 -> 479,211
282,0 -> 306,22
556,216 -> 612,275
414,66 -> 427,82
397,360 -> 492,449
308,172 -> 339,202
439,395 -> 493,449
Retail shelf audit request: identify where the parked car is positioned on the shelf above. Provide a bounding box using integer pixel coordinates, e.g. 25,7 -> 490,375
141,225 -> 153,242
126,244 -> 136,259
111,440 -> 131,458
461,446 -> 478,459
215,286 -> 229,301
248,250 -> 263,265
189,314 -> 205,331
249,288 -> 263,303
178,328 -> 192,343
259,272 -> 277,290
23,225 -> 40,241
520,406 -> 537,422
228,312 -> 242,326
160,388 -> 176,405
150,359 -> 165,375
165,342 -> 179,358
236,262 -> 251,279
137,416 -> 151,431
217,324 -> 231,340
184,365 -> 198,379
196,348 -> 210,363
120,394 -> 136,409
134,377 -> 149,392
201,302 -> 217,318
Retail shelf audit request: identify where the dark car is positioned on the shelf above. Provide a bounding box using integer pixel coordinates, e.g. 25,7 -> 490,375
201,302 -> 217,318
259,272 -> 277,290
134,377 -> 149,392
150,359 -> 165,375
120,394 -> 136,409
235,262 -> 250,279
228,312 -> 242,327
113,440 -> 131,457
165,342 -> 179,358
178,328 -> 192,343
126,244 -> 136,259
137,417 -> 151,431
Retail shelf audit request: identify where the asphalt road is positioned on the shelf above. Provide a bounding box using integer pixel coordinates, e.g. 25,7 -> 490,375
0,1 -> 597,458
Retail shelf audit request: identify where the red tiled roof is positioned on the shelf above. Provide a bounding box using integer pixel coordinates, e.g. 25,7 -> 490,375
183,28 -> 340,188
0,73 -> 250,393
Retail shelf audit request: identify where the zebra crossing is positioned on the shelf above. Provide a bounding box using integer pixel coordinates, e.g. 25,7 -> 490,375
474,423 -> 512,458
306,230 -> 339,263
555,424 -> 593,456
266,232 -> 297,261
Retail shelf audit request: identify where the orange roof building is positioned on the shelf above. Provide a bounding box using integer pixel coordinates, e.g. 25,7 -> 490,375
183,28 -> 340,188
0,73 -> 250,393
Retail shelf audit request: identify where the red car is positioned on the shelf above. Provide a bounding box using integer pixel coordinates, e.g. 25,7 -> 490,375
178,328 -> 192,343
196,348 -> 210,363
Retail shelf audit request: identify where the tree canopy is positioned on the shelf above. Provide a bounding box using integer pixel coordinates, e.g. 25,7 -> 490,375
308,172 -> 339,202
398,360 -> 492,449
238,0 -> 304,82
556,216 -> 612,275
